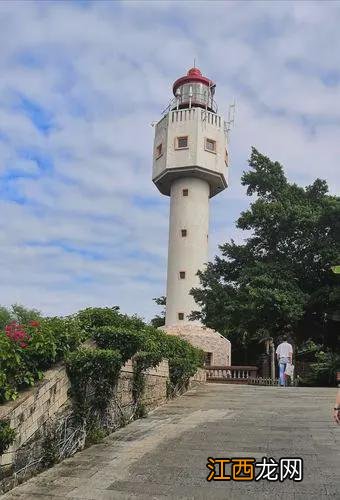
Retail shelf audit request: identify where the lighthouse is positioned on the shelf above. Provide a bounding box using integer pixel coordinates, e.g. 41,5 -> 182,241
152,67 -> 231,366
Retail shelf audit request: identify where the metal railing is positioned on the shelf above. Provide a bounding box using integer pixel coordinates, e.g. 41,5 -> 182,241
206,365 -> 258,383
162,93 -> 218,115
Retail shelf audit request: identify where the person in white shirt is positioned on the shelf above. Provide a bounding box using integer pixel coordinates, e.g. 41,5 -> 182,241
276,335 -> 293,387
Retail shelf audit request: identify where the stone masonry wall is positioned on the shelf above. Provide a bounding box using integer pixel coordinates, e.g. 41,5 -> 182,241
0,364 -> 70,468
0,360 -> 169,470
163,324 -> 231,366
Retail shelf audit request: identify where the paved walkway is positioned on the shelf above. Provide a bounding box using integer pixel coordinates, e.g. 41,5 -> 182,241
3,384 -> 339,499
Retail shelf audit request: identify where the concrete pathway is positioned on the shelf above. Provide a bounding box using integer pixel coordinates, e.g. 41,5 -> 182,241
3,384 -> 339,499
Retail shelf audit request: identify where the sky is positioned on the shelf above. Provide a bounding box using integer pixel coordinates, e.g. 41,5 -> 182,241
0,0 -> 339,321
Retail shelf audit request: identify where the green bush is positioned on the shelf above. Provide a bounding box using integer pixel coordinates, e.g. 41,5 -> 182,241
0,420 -> 16,455
76,307 -> 144,335
0,331 -> 34,403
43,316 -> 86,358
308,351 -> 340,386
141,326 -> 169,359
164,335 -> 204,393
0,304 -> 42,331
66,348 -> 122,413
0,304 -> 204,409
133,350 -> 163,372
0,316 -> 85,404
93,327 -> 143,363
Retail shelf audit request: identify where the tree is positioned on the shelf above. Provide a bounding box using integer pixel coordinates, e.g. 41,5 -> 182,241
0,304 -> 42,330
0,307 -> 12,331
150,296 -> 166,328
191,148 -> 340,364
11,304 -> 42,325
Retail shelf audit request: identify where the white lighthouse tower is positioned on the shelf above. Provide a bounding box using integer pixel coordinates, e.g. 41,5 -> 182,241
152,67 -> 231,366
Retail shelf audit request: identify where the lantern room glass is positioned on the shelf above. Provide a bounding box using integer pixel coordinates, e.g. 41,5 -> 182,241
174,82 -> 215,112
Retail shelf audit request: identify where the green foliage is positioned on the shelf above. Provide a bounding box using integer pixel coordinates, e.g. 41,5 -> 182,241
44,316 -> 86,358
0,316 -> 85,403
0,420 -> 16,455
93,327 -> 143,363
1,302 -> 204,412
0,329 -> 35,403
41,430 -> 59,467
66,348 -> 122,414
0,304 -> 42,330
132,357 -> 147,418
0,307 -> 12,331
150,296 -> 166,328
307,351 -> 340,386
191,148 -> 340,367
76,306 -> 145,335
164,335 -> 204,394
85,425 -> 106,446
11,304 -> 42,325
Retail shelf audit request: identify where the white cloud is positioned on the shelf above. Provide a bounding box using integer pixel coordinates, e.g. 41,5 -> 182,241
0,1 -> 339,320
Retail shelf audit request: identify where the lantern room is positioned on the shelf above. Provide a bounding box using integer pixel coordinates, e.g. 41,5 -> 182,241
171,67 -> 217,113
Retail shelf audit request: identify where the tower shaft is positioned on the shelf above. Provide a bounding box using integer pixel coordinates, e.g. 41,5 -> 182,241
166,177 -> 209,326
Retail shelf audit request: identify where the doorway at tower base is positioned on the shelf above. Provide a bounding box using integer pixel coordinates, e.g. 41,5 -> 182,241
161,324 -> 231,367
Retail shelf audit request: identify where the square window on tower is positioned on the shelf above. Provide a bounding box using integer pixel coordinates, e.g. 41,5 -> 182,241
181,229 -> 187,237
175,136 -> 188,149
205,138 -> 216,153
179,271 -> 186,279
182,189 -> 188,196
155,143 -> 162,159
204,352 -> 213,366
178,312 -> 184,320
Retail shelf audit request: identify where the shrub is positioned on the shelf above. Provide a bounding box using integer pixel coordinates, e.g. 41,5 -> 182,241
0,316 -> 85,403
0,304 -> 42,331
140,326 -> 169,359
22,322 -> 57,372
38,317 -> 85,360
133,350 -> 163,372
76,307 -> 145,335
93,327 -> 143,363
65,348 -> 122,413
0,304 -> 204,409
308,351 -> 340,386
21,317 -> 85,373
164,335 -> 204,393
76,307 -> 120,334
0,420 -> 16,455
11,304 -> 42,325
0,330 -> 34,403
0,307 -> 12,331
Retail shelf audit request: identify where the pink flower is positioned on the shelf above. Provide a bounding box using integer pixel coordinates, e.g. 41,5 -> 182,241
4,322 -> 31,347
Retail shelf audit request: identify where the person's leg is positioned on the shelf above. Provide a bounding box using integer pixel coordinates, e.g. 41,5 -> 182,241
283,364 -> 287,386
279,362 -> 285,386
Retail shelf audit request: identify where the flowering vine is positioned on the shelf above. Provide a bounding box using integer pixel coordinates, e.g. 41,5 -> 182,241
4,320 -> 40,348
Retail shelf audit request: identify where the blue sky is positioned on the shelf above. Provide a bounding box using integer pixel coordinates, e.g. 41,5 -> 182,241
0,0 -> 339,320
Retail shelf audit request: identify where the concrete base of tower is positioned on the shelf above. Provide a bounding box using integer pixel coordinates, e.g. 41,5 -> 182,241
161,324 -> 231,366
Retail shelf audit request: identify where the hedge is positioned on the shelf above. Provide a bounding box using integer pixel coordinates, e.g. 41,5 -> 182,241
0,306 -> 204,407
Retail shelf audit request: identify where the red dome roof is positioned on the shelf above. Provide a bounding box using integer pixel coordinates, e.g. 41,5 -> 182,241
187,67 -> 202,77
173,67 -> 214,95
